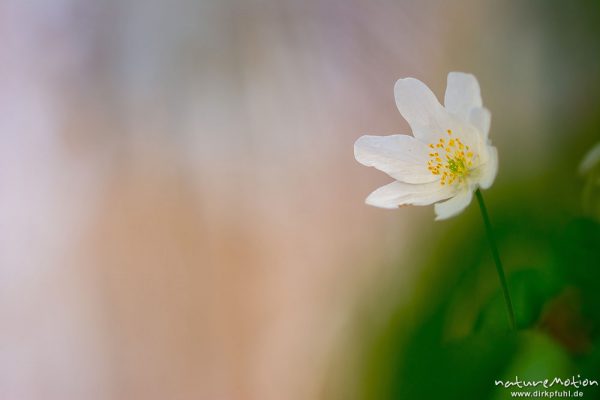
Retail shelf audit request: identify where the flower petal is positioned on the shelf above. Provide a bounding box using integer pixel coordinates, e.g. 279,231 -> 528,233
354,134 -> 438,184
394,77 -> 452,142
579,142 -> 600,174
478,145 -> 498,189
365,181 -> 455,209
395,77 -> 480,149
434,189 -> 474,220
444,72 -> 482,121
469,107 -> 491,144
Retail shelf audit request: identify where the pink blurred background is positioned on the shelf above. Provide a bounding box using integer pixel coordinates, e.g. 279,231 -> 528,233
0,1 -> 552,399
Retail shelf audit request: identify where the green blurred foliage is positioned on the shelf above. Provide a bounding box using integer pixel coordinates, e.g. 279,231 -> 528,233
358,211 -> 599,399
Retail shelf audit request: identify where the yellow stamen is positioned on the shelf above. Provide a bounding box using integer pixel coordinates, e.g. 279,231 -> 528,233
427,132 -> 477,185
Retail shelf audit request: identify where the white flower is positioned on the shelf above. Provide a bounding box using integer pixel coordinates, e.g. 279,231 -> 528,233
354,72 -> 498,220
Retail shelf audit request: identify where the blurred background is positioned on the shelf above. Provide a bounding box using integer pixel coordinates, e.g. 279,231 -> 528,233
0,0 -> 599,399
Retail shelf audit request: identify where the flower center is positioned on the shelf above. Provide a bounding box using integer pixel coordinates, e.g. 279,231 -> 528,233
427,129 -> 476,186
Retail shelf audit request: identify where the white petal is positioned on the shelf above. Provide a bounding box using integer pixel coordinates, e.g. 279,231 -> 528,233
434,189 -> 474,220
469,107 -> 491,144
354,134 -> 437,184
394,77 -> 480,148
394,78 -> 451,142
579,142 -> 600,174
478,145 -> 498,190
365,181 -> 454,209
444,72 -> 482,121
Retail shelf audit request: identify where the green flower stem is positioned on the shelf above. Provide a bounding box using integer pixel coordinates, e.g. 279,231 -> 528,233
475,189 -> 516,331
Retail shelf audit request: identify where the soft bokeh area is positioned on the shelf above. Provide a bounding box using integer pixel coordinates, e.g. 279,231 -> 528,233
1,1 -> 599,399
